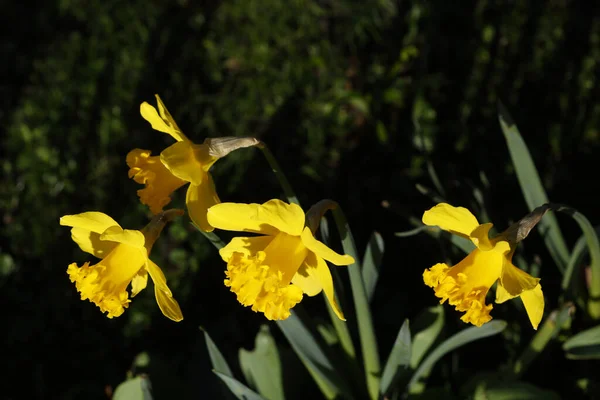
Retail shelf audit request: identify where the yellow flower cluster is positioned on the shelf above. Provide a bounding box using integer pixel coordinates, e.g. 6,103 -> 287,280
61,95 -> 544,329
61,95 -> 353,322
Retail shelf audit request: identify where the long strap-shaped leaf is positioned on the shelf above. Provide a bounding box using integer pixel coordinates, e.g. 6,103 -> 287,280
408,320 -> 507,392
276,309 -> 354,400
332,207 -> 381,400
498,102 -> 570,272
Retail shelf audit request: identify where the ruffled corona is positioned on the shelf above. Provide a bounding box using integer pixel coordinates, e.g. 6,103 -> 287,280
207,199 -> 355,321
422,203 -> 545,329
127,149 -> 186,214
225,251 -> 304,320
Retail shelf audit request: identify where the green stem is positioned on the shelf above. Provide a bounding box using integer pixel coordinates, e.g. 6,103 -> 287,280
332,207 -> 381,400
512,303 -> 574,378
257,141 -> 300,206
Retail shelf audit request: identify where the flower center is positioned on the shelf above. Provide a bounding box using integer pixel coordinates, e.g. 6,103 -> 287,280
224,251 -> 303,320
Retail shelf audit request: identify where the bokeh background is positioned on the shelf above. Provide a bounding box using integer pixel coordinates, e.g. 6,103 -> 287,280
2,0 -> 600,398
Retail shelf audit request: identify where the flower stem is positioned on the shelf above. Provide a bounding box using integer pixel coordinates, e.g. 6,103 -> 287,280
257,141 -> 300,206
512,302 -> 574,378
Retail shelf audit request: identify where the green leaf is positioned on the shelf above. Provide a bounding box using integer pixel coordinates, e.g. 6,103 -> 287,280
553,206 -> 600,319
473,381 -> 560,400
380,319 -> 412,395
113,376 -> 153,400
497,102 -> 570,272
410,305 -> 445,368
213,371 -> 267,400
332,207 -> 381,399
408,320 -> 507,392
202,328 -> 233,376
563,324 -> 600,359
276,310 -> 353,399
362,231 -> 384,302
239,325 -> 285,400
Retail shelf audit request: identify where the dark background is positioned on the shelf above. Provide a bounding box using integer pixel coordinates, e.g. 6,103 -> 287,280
2,0 -> 599,398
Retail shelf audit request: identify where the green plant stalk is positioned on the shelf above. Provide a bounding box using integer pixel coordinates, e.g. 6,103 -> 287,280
257,142 -> 300,206
332,207 -> 381,400
512,303 -> 574,378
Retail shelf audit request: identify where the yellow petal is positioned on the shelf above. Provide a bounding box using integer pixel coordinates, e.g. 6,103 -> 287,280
131,269 -> 148,297
154,94 -> 187,142
293,252 -> 345,320
494,284 -> 514,304
160,141 -> 217,185
498,260 -> 540,298
470,223 -> 494,250
60,212 -> 122,257
186,177 -> 220,233
300,227 -> 354,266
140,102 -> 173,135
219,236 -> 273,262
60,212 -> 121,233
520,284 -> 544,330
140,95 -> 187,142
100,226 -> 146,249
207,199 -> 305,236
263,232 -> 310,284
146,260 -> 183,321
154,285 -> 183,322
69,227 -> 117,258
127,149 -> 187,214
422,203 -> 480,238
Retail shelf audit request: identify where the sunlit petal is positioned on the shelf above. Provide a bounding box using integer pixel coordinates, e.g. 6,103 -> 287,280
161,141 -> 215,185
208,199 -> 304,236
293,252 -> 345,320
498,261 -> 540,299
154,286 -> 184,322
60,212 -> 121,233
422,203 -> 480,238
300,227 -> 354,266
186,176 -> 220,232
100,226 -> 146,249
520,284 -> 544,330
131,269 -> 148,297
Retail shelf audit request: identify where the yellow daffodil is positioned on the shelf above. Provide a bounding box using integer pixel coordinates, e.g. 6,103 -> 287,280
60,210 -> 183,321
422,203 -> 544,329
207,199 -> 354,321
127,95 -> 258,232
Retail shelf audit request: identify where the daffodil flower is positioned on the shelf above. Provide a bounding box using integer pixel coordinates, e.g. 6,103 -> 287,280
422,203 -> 544,329
207,199 -> 354,321
127,95 -> 258,231
60,210 -> 183,321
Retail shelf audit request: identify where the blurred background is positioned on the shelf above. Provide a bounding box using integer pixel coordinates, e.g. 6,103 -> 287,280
2,0 -> 599,398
